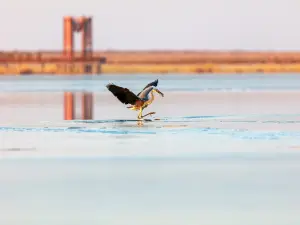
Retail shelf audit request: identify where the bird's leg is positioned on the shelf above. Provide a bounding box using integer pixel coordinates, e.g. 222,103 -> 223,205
137,108 -> 143,120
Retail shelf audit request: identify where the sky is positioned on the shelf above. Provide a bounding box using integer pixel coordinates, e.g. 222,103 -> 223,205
1,0 -> 300,51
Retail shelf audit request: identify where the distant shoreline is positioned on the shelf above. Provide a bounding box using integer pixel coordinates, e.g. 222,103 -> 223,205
2,50 -> 300,74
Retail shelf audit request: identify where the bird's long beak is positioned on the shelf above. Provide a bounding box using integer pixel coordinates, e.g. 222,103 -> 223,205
155,89 -> 164,97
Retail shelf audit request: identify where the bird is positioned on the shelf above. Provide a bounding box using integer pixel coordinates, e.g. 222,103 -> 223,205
106,79 -> 164,120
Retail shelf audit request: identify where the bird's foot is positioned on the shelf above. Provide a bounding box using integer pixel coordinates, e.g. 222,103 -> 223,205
141,112 -> 156,118
137,112 -> 156,121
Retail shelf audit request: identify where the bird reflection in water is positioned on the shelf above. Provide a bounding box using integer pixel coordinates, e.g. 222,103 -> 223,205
137,120 -> 144,127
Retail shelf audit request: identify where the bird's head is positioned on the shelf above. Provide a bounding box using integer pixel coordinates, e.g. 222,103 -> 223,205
154,88 -> 164,97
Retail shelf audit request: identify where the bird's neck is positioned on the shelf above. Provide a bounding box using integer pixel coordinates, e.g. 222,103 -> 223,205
145,90 -> 155,105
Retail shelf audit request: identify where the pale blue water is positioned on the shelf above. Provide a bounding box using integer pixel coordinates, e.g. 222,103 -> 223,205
1,158 -> 300,225
0,74 -> 300,92
0,74 -> 300,225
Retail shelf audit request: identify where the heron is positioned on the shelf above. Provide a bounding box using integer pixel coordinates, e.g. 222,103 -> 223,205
106,79 -> 164,120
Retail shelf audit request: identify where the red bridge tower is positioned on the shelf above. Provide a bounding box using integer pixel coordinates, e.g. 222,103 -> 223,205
63,16 -> 93,59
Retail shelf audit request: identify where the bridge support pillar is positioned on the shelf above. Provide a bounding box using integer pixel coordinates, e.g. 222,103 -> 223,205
63,16 -> 93,62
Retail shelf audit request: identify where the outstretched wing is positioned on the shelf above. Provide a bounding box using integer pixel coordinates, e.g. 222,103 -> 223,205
137,79 -> 158,97
106,83 -> 140,105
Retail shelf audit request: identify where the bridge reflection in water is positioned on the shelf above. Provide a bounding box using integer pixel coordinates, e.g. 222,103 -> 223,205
64,92 -> 93,120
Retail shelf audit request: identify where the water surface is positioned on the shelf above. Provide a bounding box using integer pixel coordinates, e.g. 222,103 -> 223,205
0,74 -> 300,225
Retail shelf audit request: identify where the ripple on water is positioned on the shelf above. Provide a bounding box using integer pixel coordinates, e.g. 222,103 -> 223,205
0,114 -> 300,141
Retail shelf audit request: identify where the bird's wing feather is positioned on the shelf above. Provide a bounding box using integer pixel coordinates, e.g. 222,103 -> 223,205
137,79 -> 158,96
106,83 -> 140,105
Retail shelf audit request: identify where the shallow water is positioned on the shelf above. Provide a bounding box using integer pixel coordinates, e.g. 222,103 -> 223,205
1,74 -> 300,92
0,74 -> 300,225
1,159 -> 300,225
